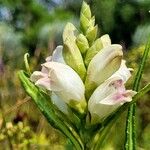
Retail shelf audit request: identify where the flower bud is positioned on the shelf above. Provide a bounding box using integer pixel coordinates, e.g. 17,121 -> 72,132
80,1 -> 92,32
63,40 -> 86,80
84,38 -> 103,66
63,22 -> 77,42
63,24 -> 86,80
85,44 -> 123,98
81,1 -> 91,20
86,25 -> 98,44
76,34 -> 89,54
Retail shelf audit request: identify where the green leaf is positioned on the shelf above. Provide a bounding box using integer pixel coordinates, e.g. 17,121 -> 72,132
18,70 -> 84,150
125,40 -> 150,150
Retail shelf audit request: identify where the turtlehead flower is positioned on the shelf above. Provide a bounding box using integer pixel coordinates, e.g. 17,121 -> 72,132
31,61 -> 86,113
29,1 -> 136,123
85,44 -> 123,98
88,60 -> 137,123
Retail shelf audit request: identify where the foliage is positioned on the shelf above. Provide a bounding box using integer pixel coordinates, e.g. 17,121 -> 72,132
0,121 -> 65,149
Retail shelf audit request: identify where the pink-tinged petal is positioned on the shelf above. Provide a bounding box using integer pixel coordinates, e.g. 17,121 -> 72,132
42,61 -> 85,103
88,76 -> 137,123
42,61 -> 86,113
41,66 -> 49,74
35,77 -> 51,91
30,71 -> 47,82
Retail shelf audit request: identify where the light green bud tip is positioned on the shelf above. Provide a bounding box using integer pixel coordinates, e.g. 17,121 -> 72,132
85,38 -> 103,67
76,34 -> 89,54
86,25 -> 98,44
80,1 -> 98,45
81,1 -> 91,20
80,1 -> 94,33
63,22 -> 77,42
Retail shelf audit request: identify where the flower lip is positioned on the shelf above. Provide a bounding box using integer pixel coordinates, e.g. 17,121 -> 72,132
84,44 -> 124,99
88,59 -> 137,123
87,44 -> 123,83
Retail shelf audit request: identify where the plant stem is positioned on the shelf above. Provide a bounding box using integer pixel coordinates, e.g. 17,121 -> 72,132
125,40 -> 150,150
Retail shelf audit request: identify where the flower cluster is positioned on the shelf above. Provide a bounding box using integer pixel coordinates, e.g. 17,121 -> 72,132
30,2 -> 136,124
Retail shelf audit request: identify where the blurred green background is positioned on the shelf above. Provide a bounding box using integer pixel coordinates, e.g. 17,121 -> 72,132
0,0 -> 150,149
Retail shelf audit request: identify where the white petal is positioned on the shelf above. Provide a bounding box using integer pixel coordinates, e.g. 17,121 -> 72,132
86,44 -> 123,85
100,34 -> 111,47
51,92 -> 68,114
42,62 -> 85,104
30,71 -> 47,82
45,56 -> 52,62
51,45 -> 66,64
109,60 -> 132,83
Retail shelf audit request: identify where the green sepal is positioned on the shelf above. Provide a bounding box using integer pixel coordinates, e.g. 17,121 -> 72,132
84,38 -> 103,67
76,34 -> 89,54
86,25 -> 98,44
85,81 -> 97,100
81,1 -> 91,20
18,70 -> 84,150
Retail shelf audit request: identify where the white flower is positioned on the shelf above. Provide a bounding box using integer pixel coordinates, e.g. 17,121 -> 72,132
30,61 -> 86,113
86,44 -> 123,85
88,60 -> 137,123
85,44 -> 123,98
